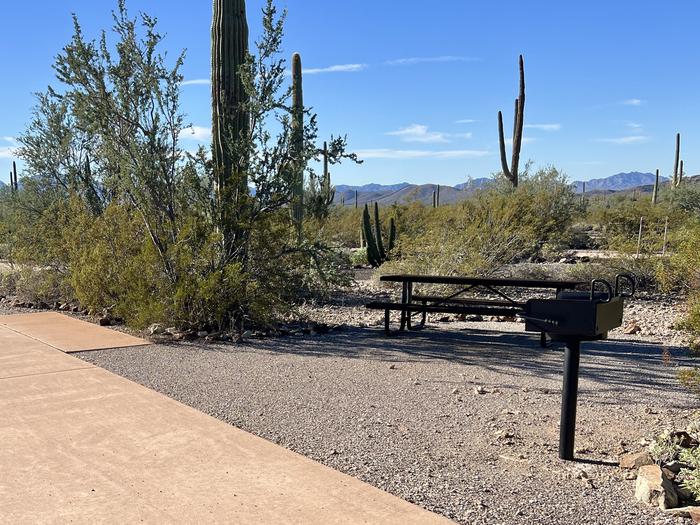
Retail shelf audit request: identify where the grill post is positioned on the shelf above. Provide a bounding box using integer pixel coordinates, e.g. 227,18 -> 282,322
559,340 -> 581,460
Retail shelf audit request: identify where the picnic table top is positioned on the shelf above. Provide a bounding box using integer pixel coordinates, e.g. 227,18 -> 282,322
379,274 -> 585,289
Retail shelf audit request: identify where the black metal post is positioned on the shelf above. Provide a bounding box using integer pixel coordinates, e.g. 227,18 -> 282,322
559,339 -> 581,460
399,281 -> 409,331
406,282 -> 413,329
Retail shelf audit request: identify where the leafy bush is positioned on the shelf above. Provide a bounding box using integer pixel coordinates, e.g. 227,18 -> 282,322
382,167 -> 577,277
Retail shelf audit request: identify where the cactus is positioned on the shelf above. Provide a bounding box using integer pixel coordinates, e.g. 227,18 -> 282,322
10,161 -> 18,192
290,52 -> 305,240
437,185 -> 440,207
673,133 -> 681,187
652,169 -> 660,205
388,217 -> 396,252
432,190 -> 437,208
355,189 -> 358,209
211,0 -> 250,248
679,160 -> 684,185
362,203 -> 396,267
497,55 -> 525,187
320,141 -> 334,208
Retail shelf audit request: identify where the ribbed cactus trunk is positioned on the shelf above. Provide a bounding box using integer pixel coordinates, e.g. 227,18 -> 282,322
374,202 -> 386,260
211,0 -> 250,256
673,133 -> 681,187
291,53 -> 305,242
10,161 -> 18,192
362,204 -> 381,267
652,169 -> 660,205
497,55 -> 525,188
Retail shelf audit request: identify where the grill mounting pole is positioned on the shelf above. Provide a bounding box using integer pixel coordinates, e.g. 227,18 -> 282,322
559,340 -> 581,460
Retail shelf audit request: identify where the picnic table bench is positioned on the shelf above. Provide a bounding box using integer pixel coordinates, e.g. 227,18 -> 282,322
366,273 -> 636,461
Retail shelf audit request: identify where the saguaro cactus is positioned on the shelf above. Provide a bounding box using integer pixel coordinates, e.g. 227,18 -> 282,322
652,169 -> 660,205
362,204 -> 397,267
211,0 -> 250,248
673,134 -> 680,186
497,55 -> 525,188
291,52 -> 305,240
10,161 -> 18,192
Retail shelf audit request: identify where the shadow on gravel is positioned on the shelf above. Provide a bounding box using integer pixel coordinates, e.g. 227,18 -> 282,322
231,326 -> 696,404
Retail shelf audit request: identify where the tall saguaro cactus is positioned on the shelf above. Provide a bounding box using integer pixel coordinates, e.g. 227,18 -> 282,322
290,52 -> 305,240
211,0 -> 250,252
362,204 -> 397,268
652,169 -> 660,205
497,55 -> 526,188
10,161 -> 18,192
672,133 -> 681,187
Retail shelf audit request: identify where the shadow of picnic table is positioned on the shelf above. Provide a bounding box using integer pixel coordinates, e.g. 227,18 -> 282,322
248,325 -> 696,407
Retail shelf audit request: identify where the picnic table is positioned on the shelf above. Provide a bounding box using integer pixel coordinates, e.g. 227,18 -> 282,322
368,274 -> 585,339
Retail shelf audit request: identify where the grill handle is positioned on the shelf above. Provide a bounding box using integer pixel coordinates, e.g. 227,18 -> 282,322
615,273 -> 636,298
590,279 -> 613,303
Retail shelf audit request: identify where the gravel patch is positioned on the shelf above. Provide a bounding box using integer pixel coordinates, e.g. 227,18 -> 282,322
78,327 -> 697,524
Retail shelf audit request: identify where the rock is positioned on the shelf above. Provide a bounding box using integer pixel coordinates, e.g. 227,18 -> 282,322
635,464 -> 679,510
388,364 -> 396,370
473,386 -> 486,395
661,506 -> 700,519
620,450 -> 653,470
690,507 -> 700,523
148,323 -> 166,336
196,331 -> 209,338
623,321 -> 642,335
670,430 -> 699,448
98,316 -> 112,327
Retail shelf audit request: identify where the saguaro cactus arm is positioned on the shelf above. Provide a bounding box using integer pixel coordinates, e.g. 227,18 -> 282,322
652,169 -> 660,205
673,133 -> 681,187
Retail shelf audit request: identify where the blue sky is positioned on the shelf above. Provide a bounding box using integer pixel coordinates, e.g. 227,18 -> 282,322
2,1 -> 700,187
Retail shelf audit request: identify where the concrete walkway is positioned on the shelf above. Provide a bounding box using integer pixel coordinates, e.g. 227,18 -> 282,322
0,314 -> 451,524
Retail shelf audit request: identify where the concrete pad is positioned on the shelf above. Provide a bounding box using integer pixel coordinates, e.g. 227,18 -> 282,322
0,325 -> 94,379
0,312 -> 149,352
0,363 -> 451,524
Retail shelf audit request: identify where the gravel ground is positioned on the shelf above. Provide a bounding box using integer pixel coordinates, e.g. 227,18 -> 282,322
77,327 -> 697,524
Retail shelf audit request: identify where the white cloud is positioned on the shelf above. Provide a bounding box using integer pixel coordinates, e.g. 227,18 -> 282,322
0,137 -> 17,158
304,63 -> 367,75
181,79 -> 210,86
386,56 -> 478,66
622,99 -> 645,106
524,123 -> 561,131
504,137 -> 536,146
386,124 -> 472,144
180,125 -> 212,142
387,124 -> 448,143
0,146 -> 17,159
456,119 -> 478,124
595,135 -> 649,144
625,122 -> 643,130
355,149 -> 489,160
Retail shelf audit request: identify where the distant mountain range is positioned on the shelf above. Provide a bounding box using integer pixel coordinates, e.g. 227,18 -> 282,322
333,172 -> 684,207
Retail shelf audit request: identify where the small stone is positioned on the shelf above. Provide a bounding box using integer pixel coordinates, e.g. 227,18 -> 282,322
98,316 -> 111,326
474,386 -> 486,395
620,451 -> 653,470
388,364 -> 396,370
624,321 -> 642,335
451,388 -> 459,394
635,464 -> 679,510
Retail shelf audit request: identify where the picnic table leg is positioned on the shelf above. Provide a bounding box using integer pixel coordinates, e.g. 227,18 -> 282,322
559,340 -> 581,461
540,332 -> 547,348
421,301 -> 427,327
384,309 -> 391,335
406,282 -> 413,330
399,281 -> 409,331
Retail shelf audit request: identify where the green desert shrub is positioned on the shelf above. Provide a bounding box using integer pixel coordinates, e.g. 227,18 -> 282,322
382,167 -> 577,277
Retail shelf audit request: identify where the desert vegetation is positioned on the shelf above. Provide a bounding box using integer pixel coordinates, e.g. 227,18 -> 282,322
0,1 -> 698,344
